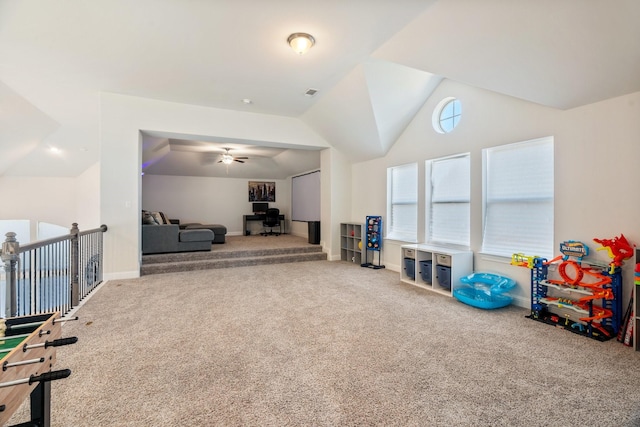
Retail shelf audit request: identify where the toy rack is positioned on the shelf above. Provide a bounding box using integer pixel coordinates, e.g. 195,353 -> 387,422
527,257 -> 621,341
361,215 -> 385,269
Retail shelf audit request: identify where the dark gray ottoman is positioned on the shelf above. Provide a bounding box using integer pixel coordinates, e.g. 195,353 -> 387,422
185,224 -> 227,243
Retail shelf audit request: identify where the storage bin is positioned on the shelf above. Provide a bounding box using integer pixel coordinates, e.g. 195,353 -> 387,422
436,265 -> 451,290
436,254 -> 452,267
404,257 -> 416,280
419,260 -> 432,284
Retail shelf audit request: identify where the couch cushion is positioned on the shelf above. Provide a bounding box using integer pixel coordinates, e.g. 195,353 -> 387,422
179,229 -> 214,242
185,224 -> 227,234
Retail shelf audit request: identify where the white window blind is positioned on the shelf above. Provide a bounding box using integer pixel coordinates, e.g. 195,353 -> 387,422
482,137 -> 554,258
427,154 -> 470,246
387,163 -> 418,242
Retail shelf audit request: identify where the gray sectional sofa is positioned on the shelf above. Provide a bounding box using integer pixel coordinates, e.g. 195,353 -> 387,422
141,210 -> 228,254
142,224 -> 213,255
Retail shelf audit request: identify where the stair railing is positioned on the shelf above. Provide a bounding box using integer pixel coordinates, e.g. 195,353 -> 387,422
0,223 -> 108,318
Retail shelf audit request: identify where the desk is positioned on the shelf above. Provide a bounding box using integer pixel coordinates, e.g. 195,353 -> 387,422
243,214 -> 286,235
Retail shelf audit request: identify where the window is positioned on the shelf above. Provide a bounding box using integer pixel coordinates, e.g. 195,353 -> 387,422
482,137 -> 554,258
426,154 -> 470,246
387,163 -> 418,242
433,97 -> 461,134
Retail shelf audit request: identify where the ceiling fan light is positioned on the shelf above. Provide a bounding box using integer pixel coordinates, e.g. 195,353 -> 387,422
221,154 -> 233,165
287,33 -> 315,55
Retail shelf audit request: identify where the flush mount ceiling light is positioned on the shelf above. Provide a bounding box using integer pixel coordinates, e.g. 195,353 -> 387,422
287,32 -> 315,55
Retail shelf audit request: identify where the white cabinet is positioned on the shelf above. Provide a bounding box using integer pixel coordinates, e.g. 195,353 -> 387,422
340,223 -> 363,265
400,244 -> 473,297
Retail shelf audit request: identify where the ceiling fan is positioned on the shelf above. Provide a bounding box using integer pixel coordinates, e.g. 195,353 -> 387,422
218,148 -> 248,165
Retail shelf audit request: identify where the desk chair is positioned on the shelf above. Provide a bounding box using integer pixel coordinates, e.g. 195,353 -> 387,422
261,208 -> 281,236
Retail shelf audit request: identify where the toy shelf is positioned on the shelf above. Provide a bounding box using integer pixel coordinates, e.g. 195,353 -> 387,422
340,222 -> 363,265
400,244 -> 473,297
528,259 -> 622,342
635,248 -> 640,351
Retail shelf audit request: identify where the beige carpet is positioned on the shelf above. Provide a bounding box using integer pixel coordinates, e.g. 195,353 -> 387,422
9,260 -> 640,426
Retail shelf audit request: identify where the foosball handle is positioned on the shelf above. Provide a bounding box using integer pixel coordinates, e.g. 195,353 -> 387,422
45,337 -> 78,348
29,369 -> 72,385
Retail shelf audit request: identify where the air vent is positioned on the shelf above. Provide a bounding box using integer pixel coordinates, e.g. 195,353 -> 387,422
305,88 -> 318,97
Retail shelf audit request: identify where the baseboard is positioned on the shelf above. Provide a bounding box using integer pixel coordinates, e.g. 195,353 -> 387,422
104,270 -> 140,281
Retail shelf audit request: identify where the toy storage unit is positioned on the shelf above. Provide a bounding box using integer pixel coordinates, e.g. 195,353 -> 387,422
528,258 -> 622,342
340,222 -> 363,264
635,248 -> 640,351
400,244 -> 473,297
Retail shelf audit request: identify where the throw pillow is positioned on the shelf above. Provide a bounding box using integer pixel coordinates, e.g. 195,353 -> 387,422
158,211 -> 170,224
151,212 -> 164,225
142,211 -> 158,225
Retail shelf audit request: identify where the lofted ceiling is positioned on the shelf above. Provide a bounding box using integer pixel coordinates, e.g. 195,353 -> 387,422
1,0 -> 639,179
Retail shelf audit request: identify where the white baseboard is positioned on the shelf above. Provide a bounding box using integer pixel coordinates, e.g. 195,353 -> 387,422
104,270 -> 139,281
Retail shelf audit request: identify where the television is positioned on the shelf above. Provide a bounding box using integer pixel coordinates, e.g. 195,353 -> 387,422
252,202 -> 269,214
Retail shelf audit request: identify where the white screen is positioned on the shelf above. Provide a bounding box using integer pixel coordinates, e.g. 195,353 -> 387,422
291,170 -> 320,222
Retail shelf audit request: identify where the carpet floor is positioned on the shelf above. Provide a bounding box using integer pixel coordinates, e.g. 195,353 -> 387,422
8,260 -> 640,426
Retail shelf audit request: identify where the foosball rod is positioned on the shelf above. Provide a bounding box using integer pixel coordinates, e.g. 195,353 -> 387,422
23,337 -> 78,352
1,316 -> 78,332
0,336 -> 77,357
0,369 -> 71,389
3,357 -> 44,371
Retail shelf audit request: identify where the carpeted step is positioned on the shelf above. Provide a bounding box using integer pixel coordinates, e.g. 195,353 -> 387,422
140,251 -> 327,275
142,245 -> 323,265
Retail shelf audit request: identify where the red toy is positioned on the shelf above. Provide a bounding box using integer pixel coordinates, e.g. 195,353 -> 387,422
593,234 -> 634,272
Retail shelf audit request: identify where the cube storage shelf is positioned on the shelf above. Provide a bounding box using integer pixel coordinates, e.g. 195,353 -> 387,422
340,222 -> 363,265
400,244 -> 473,297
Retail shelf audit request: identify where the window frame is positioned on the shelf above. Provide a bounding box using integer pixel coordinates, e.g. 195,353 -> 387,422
432,97 -> 461,134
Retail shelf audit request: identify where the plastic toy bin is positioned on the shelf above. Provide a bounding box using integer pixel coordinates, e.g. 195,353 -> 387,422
436,265 -> 451,290
419,260 -> 432,284
404,258 -> 415,280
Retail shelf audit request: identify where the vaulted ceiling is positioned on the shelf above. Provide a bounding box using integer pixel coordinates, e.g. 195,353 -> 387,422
1,0 -> 639,179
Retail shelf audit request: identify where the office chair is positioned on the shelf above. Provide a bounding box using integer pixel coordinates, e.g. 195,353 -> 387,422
261,208 -> 281,236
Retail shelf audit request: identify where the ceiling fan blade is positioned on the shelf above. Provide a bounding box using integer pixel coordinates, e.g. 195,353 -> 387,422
235,156 -> 249,160
235,159 -> 245,163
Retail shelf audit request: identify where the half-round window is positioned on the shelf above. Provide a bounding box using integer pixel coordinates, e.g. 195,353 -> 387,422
433,97 -> 461,134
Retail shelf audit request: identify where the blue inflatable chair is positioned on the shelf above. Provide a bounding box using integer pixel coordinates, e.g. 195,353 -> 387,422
453,272 -> 517,309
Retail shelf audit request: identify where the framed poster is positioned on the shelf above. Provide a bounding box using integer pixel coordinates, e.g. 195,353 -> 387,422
248,181 -> 276,202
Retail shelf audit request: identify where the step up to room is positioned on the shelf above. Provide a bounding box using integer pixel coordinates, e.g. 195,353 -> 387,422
141,245 -> 326,275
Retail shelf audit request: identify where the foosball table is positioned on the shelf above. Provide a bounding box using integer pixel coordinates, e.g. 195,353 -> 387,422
0,312 -> 77,427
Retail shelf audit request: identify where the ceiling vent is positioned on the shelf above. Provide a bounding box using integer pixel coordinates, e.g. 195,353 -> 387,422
305,88 -> 318,97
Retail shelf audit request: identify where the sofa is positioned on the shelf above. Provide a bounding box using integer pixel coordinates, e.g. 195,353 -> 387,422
142,224 -> 213,255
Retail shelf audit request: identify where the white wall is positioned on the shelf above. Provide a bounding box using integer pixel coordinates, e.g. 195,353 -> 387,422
0,176 -> 77,241
0,163 -> 100,243
142,175 -> 291,236
75,162 -> 101,230
352,80 -> 640,307
322,147 -> 352,260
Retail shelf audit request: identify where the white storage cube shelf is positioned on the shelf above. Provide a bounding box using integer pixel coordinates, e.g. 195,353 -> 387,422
400,244 -> 473,297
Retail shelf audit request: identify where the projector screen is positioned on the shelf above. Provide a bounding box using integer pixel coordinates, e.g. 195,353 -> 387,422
291,170 -> 321,222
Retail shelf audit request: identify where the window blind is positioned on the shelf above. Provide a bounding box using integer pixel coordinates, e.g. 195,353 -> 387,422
387,163 -> 418,242
427,154 -> 470,246
482,137 -> 554,258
